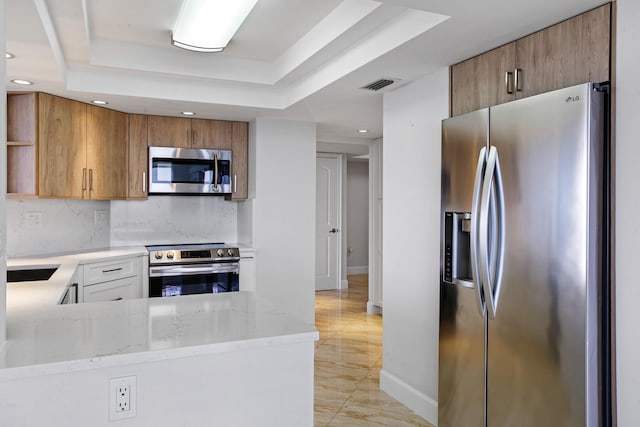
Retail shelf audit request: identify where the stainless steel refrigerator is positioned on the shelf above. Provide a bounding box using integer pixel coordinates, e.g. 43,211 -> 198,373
439,82 -> 610,427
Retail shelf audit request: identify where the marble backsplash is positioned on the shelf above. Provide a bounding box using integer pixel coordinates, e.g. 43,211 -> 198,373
7,196 -> 239,258
110,196 -> 237,246
7,199 -> 110,258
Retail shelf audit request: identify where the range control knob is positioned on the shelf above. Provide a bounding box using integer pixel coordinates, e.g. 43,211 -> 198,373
216,249 -> 225,257
155,251 -> 163,260
166,251 -> 175,259
227,249 -> 235,256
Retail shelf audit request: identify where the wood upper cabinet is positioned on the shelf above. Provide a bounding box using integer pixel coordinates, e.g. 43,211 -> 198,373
451,43 -> 516,116
38,93 -> 87,199
7,93 -> 250,201
86,105 -> 128,199
127,114 -> 149,199
37,93 -> 128,199
450,3 -> 611,116
192,119 -> 232,150
147,115 -> 191,148
514,4 -> 610,100
226,121 -> 248,200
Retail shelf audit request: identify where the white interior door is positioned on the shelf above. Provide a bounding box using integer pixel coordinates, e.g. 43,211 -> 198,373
316,154 -> 341,291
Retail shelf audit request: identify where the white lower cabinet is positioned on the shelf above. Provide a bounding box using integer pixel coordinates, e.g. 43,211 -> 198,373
79,256 -> 143,303
83,276 -> 140,303
239,252 -> 256,292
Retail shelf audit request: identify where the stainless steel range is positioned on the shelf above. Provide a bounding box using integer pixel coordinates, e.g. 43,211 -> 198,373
146,243 -> 240,297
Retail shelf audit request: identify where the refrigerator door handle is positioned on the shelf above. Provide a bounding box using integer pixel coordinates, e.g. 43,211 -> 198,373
479,146 -> 506,319
470,147 -> 487,316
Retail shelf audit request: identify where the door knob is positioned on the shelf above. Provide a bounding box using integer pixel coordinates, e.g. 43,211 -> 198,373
330,228 -> 339,233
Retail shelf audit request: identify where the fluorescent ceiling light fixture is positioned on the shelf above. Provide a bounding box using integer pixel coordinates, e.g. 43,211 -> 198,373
5,52 -> 15,59
91,100 -> 108,105
171,0 -> 259,53
11,79 -> 33,85
181,111 -> 196,116
357,129 -> 369,133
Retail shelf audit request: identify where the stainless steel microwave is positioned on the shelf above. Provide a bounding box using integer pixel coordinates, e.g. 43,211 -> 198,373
148,146 -> 232,195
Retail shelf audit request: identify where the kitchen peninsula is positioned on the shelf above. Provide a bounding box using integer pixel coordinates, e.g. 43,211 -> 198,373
0,251 -> 318,426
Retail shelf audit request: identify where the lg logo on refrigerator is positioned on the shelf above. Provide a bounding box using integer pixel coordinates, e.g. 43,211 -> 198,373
565,95 -> 581,103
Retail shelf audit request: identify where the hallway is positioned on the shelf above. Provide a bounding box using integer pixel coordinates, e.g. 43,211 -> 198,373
314,274 -> 434,426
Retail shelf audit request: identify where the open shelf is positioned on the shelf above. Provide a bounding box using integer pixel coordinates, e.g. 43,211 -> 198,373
7,92 -> 38,196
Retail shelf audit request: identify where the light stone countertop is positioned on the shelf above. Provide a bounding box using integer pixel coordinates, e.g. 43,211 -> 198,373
6,244 -> 255,310
0,292 -> 318,381
2,245 -> 317,382
6,246 -> 149,311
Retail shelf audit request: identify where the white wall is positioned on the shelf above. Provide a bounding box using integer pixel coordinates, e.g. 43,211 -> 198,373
346,160 -> 369,273
0,341 -> 314,427
6,199 -> 110,257
110,196 -> 237,246
615,1 -> 640,425
1,0 -> 7,345
380,67 -> 449,424
250,118 -> 316,325
368,138 -> 383,313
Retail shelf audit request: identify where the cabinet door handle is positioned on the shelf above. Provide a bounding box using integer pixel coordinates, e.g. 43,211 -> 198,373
192,130 -> 196,145
234,174 -> 237,193
505,71 -> 514,94
112,297 -> 123,301
89,169 -> 94,192
213,154 -> 219,190
82,168 -> 87,192
142,171 -> 146,193
103,267 -> 123,273
514,68 -> 522,92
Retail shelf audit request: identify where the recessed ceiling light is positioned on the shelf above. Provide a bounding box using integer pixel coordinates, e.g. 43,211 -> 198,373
91,100 -> 108,105
5,52 -> 15,59
11,79 -> 33,85
181,111 -> 196,116
357,129 -> 369,133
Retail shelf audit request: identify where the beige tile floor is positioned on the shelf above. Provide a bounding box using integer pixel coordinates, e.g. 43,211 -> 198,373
314,274 -> 435,427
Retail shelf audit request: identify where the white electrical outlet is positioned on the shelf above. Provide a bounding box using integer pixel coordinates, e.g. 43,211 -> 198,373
109,376 -> 137,421
95,209 -> 107,226
24,211 -> 42,228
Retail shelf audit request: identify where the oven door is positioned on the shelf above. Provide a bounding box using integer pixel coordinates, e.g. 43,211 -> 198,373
149,262 -> 239,297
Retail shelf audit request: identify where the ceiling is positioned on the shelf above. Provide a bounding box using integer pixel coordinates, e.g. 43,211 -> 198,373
5,0 -> 608,146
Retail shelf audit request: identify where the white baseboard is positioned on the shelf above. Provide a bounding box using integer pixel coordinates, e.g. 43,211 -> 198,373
346,266 -> 368,275
341,279 -> 349,289
379,369 -> 438,426
367,302 -> 382,315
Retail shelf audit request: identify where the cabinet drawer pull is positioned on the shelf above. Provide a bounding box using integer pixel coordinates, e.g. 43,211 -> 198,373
505,71 -> 514,94
112,297 -> 123,301
514,68 -> 522,92
102,267 -> 124,273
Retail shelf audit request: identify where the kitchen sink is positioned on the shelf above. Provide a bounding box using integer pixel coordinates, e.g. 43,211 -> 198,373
7,265 -> 59,283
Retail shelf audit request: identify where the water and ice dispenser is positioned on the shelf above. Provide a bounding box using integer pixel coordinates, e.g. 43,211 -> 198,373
443,212 -> 473,286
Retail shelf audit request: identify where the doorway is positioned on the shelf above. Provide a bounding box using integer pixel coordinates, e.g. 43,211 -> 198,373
315,153 -> 342,291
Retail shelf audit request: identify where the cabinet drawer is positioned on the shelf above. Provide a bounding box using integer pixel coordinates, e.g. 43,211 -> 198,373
83,257 -> 141,285
83,276 -> 141,303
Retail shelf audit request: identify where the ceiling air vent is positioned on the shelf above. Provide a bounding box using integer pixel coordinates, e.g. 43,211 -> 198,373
361,78 -> 397,92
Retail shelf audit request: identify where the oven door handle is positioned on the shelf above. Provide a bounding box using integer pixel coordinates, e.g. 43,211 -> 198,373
150,263 -> 239,277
